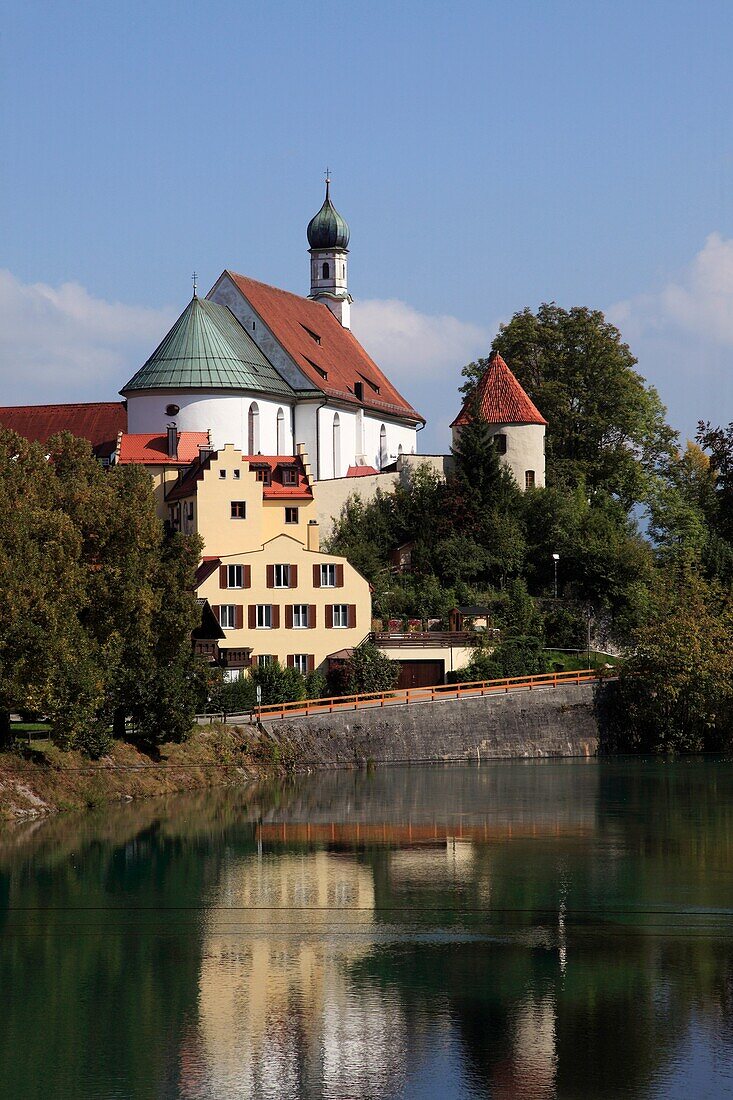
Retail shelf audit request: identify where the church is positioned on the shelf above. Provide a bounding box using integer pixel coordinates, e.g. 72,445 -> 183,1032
121,179 -> 424,480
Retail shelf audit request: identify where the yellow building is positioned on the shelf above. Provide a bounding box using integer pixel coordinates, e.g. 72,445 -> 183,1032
161,443 -> 371,676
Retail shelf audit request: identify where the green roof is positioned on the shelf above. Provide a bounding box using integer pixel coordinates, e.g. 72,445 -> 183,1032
120,296 -> 295,396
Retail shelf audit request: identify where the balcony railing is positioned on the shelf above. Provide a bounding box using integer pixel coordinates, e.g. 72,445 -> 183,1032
371,631 -> 478,648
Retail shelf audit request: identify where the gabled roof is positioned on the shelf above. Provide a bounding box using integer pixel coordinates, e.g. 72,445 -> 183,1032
116,431 -> 210,465
0,401 -> 127,458
194,558 -> 222,589
120,296 -> 294,397
223,273 -> 424,424
451,352 -> 547,428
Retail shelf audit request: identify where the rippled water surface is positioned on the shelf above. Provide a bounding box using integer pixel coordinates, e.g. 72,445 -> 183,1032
2,759 -> 733,1099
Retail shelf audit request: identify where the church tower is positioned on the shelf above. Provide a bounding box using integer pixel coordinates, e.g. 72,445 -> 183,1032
307,175 -> 352,328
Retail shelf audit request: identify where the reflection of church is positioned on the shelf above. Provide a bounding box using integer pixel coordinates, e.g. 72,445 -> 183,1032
183,850 -> 406,1100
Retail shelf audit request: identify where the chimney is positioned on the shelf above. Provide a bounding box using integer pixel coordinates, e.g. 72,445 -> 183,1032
166,424 -> 178,460
307,519 -> 320,552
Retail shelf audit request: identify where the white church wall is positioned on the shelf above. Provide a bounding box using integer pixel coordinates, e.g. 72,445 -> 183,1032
362,415 -> 418,470
126,391 -> 294,456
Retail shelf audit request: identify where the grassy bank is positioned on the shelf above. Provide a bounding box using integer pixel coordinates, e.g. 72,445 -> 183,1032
0,723 -> 275,820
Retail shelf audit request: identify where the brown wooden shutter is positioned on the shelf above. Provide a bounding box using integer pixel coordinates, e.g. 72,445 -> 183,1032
309,605 -> 316,629
287,654 -> 294,668
348,604 -> 356,629
219,564 -> 228,588
266,564 -> 274,588
336,563 -> 344,588
290,564 -> 298,588
243,564 -> 251,588
248,605 -> 256,629
235,605 -> 244,630
313,564 -> 321,587
307,654 -> 315,672
272,605 -> 280,629
325,605 -> 333,629
212,605 -> 220,622
285,605 -> 293,629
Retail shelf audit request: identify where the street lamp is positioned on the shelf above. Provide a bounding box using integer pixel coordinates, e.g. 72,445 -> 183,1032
552,553 -> 560,599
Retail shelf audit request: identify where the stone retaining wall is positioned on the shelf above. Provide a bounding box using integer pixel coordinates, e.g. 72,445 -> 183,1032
257,682 -> 599,767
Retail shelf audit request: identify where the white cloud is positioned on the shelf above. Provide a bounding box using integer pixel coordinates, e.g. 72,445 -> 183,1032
609,234 -> 733,441
611,233 -> 733,348
0,269 -> 174,404
351,297 -> 489,381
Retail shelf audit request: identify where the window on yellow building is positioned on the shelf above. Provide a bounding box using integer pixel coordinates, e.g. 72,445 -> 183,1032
227,565 -> 244,588
332,604 -> 349,628
293,604 -> 309,628
292,654 -> 309,674
256,605 -> 273,629
285,507 -> 298,524
274,564 -> 290,588
231,501 -> 246,519
220,605 -> 237,629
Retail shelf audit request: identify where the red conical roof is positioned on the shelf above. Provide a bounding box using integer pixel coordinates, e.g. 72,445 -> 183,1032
450,352 -> 547,428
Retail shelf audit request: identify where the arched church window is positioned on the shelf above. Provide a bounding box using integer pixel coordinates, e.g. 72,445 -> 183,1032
332,413 -> 341,478
379,424 -> 387,469
276,408 -> 285,454
322,262 -> 330,280
248,402 -> 260,454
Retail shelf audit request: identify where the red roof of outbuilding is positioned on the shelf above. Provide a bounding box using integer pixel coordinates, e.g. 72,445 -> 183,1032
0,401 -> 127,458
223,273 -> 424,425
451,353 -> 547,428
347,464 -> 379,477
116,431 -> 210,465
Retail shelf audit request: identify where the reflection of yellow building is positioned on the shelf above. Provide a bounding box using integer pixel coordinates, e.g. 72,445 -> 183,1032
184,851 -> 405,1100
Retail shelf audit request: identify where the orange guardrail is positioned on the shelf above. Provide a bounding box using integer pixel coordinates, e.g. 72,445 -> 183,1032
254,668 -> 604,722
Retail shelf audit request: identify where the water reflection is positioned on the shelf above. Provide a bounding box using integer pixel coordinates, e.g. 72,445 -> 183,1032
1,761 -> 733,1099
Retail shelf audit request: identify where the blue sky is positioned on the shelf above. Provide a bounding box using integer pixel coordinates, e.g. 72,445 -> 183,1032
3,0 -> 733,450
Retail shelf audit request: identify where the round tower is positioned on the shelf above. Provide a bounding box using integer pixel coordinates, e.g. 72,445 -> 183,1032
307,175 -> 352,329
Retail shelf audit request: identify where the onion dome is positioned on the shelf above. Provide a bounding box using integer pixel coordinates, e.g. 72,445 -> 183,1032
307,179 -> 350,250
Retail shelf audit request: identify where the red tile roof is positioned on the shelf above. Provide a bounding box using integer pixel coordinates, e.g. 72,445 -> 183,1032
347,464 -> 379,477
224,273 -> 424,425
247,456 -> 313,500
451,353 -> 547,428
116,431 -> 210,465
0,401 -> 127,458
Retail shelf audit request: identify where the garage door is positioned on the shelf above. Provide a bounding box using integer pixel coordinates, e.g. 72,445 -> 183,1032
396,659 -> 445,689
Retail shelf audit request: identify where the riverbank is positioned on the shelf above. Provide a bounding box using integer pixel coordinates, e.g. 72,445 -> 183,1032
0,723 -> 271,820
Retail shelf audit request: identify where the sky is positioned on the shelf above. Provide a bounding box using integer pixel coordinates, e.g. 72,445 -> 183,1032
3,0 -> 733,451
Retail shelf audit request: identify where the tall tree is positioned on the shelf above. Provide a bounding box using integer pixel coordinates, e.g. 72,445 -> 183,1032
463,304 -> 676,507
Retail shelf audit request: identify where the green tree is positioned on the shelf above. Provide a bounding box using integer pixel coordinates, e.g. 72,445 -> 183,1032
328,643 -> 398,696
250,661 -> 306,705
610,569 -> 733,752
462,304 -> 676,507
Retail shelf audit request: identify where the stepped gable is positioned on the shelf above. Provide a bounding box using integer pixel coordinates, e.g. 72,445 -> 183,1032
224,273 -> 424,424
0,401 -> 127,458
120,295 -> 294,397
451,352 -> 547,428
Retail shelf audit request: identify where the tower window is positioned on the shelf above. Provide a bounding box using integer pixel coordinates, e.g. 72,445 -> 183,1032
525,470 -> 536,490
322,262 -> 330,279
494,434 -> 507,455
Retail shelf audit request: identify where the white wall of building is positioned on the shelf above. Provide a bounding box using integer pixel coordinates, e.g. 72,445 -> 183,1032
126,391 -> 295,455
362,414 -> 418,471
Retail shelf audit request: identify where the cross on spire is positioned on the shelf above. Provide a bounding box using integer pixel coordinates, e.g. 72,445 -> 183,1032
192,271 -> 198,298
324,166 -> 331,198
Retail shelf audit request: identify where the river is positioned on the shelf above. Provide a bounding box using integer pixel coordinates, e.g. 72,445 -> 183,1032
1,758 -> 733,1099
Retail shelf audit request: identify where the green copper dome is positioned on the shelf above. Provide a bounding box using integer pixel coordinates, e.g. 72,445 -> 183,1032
307,180 -> 350,250
120,296 -> 294,396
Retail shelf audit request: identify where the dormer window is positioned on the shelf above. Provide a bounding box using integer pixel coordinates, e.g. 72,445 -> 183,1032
354,381 -> 364,401
300,324 -> 321,345
254,467 -> 271,486
282,467 -> 298,486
